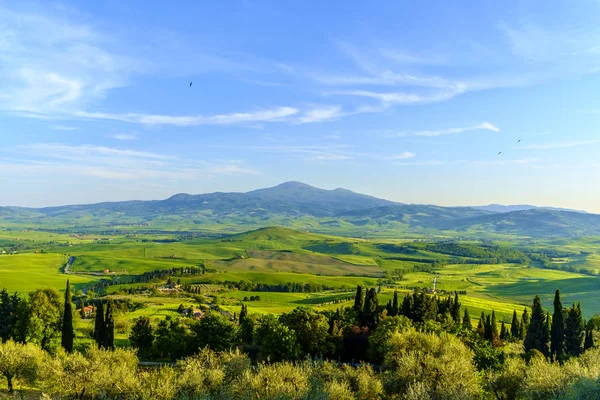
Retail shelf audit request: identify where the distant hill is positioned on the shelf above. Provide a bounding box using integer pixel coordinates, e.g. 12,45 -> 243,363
474,204 -> 588,214
0,182 -> 598,238
337,204 -> 494,228
442,209 -> 600,237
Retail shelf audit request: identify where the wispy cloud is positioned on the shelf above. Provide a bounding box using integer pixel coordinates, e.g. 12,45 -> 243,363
391,122 -> 499,137
51,125 -> 79,131
296,106 -> 342,123
389,152 -> 416,160
522,140 -> 600,150
70,107 -> 300,126
111,133 -> 138,140
10,143 -> 258,181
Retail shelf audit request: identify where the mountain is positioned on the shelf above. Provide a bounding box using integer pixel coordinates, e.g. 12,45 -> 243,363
0,182 -> 399,226
1,182 -> 598,238
337,204 -> 494,228
441,209 -> 600,237
474,204 -> 588,214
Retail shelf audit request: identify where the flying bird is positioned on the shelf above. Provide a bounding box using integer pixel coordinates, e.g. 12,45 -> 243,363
518,139 -> 521,143
498,151 -> 502,155
189,82 -> 192,87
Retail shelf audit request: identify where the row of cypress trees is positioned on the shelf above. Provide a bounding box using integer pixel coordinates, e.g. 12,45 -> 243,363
525,290 -> 593,360
60,279 -> 115,352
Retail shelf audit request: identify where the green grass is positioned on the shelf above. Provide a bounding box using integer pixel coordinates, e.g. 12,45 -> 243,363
2,227 -> 599,319
0,253 -> 99,293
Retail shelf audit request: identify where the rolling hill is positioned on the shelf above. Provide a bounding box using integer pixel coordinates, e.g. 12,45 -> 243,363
0,182 -> 598,238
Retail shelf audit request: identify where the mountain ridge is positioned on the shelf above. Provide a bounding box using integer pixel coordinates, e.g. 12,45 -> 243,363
0,181 -> 597,238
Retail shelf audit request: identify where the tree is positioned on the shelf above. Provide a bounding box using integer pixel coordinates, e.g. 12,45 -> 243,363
524,295 -> 549,356
484,314 -> 492,341
61,280 -> 74,352
0,340 -> 44,393
191,311 -> 237,352
383,330 -> 481,399
462,308 -> 472,331
368,316 -> 412,364
154,316 -> 190,361
500,322 -> 508,341
565,302 -> 584,357
491,311 -> 499,343
279,307 -> 330,357
401,294 -> 412,318
391,291 -> 399,317
520,308 -> 530,340
254,314 -> 299,362
238,305 -> 255,344
550,289 -> 565,360
451,292 -> 461,324
94,302 -> 105,347
362,288 -> 379,328
584,329 -> 594,350
353,286 -> 364,314
510,310 -> 520,339
25,289 -> 63,351
130,316 -> 154,358
103,301 -> 115,350
477,312 -> 485,338
0,289 -> 20,342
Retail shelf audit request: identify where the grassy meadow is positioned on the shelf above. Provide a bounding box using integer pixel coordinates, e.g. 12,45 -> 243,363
1,226 -> 599,327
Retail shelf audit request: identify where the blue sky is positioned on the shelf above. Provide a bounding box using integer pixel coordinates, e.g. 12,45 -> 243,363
1,1 -> 600,211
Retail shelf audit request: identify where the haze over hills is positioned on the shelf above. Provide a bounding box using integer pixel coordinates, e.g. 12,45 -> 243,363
474,204 -> 589,214
0,182 -> 598,238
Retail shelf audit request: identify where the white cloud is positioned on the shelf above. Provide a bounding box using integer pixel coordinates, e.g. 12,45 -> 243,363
70,107 -> 300,126
391,122 -> 499,137
331,89 -> 465,105
22,143 -> 172,160
389,152 -> 416,160
0,6 -> 138,115
9,143 -> 258,181
51,125 -> 79,131
296,106 -> 342,124
112,133 -> 138,140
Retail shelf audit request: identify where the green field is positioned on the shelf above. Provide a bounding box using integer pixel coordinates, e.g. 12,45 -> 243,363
0,253 -> 99,293
1,227 -> 599,320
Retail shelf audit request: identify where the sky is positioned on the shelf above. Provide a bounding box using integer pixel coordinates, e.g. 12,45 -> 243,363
1,1 -> 600,211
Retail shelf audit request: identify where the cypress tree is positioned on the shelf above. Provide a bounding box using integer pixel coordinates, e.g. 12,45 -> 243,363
550,289 -> 565,359
451,292 -> 461,324
363,288 -> 379,328
584,329 -> 594,350
485,314 -> 492,341
520,308 -> 530,340
462,308 -> 471,330
239,304 -> 248,324
392,291 -> 399,317
500,322 -> 507,340
511,310 -> 520,339
565,302 -> 584,357
61,280 -> 74,352
477,311 -> 485,338
94,301 -> 105,347
104,301 -> 115,350
385,300 -> 393,315
353,286 -> 364,313
401,294 -> 412,319
524,295 -> 549,356
491,310 -> 499,342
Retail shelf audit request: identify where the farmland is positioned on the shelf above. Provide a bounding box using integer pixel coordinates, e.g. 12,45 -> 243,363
1,226 -> 599,323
